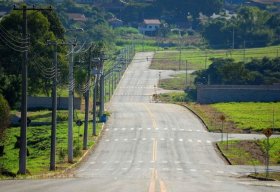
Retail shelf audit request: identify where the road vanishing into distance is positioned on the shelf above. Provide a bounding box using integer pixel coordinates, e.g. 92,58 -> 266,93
1,52 -> 280,192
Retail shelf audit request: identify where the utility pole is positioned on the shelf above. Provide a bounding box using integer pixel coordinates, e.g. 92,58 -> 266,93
14,4 -> 52,175
68,43 -> 75,163
83,44 -> 92,150
186,60 -> 188,87
99,73 -> 105,117
48,41 -> 58,171
92,81 -> 97,136
92,58 -> 99,136
243,40 -> 246,62
232,28 -> 235,50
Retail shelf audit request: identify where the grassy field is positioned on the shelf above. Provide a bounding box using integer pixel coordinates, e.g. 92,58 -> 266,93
150,45 -> 280,71
212,102 -> 280,132
186,102 -> 280,133
0,110 -> 103,177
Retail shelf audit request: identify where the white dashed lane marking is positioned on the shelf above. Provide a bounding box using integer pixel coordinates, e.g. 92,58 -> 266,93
106,127 -> 207,133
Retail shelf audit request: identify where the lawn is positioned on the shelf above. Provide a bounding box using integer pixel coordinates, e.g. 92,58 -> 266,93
0,110 -> 103,177
150,45 -> 280,71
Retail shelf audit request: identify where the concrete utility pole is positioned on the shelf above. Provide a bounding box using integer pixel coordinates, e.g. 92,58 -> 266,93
48,41 -> 58,171
92,58 -> 100,136
68,43 -> 75,163
13,4 -> 52,175
186,60 -> 188,87
99,53 -> 106,118
83,44 -> 92,150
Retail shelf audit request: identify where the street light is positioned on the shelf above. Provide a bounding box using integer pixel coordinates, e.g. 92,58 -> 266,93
171,28 -> 183,70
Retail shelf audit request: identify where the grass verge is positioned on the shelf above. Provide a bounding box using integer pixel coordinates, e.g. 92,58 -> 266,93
0,110 -> 103,178
217,138 -> 280,180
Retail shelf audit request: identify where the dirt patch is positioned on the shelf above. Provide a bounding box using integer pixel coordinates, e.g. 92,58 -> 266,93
237,141 -> 266,164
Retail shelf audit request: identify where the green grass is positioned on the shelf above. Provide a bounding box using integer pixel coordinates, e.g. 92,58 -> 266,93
217,138 -> 280,166
151,45 -> 280,71
0,110 -> 103,177
212,102 -> 280,131
217,140 -> 262,165
159,73 -> 195,90
158,92 -> 186,103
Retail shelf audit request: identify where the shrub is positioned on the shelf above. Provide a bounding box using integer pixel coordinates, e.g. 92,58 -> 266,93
0,94 -> 10,145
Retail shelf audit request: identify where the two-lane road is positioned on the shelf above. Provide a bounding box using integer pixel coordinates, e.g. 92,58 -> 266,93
1,52 -> 279,192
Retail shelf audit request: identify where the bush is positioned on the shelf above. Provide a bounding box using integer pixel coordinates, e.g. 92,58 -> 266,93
0,94 -> 10,145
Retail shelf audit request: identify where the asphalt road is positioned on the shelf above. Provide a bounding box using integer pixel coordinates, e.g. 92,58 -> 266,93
1,52 -> 280,192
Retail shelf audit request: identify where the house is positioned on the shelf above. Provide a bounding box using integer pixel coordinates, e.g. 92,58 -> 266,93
67,13 -> 87,22
138,19 -> 161,36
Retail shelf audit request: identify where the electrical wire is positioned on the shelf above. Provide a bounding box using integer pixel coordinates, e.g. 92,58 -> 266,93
0,33 -> 28,52
0,24 -> 29,43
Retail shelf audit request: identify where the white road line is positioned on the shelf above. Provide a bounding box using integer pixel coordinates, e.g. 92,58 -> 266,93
114,128 -> 118,131
169,138 -> 174,141
180,129 -> 185,131
142,138 -> 147,141
121,128 -> 126,131
179,139 -> 184,142
114,139 -> 119,141
197,140 -> 202,143
123,139 -> 128,142
190,169 -> 197,172
160,138 -> 165,141
105,139 -> 110,142
130,128 -> 135,130
217,171 -> 224,174
188,139 -> 193,142
206,140 -> 211,144
176,168 -> 183,171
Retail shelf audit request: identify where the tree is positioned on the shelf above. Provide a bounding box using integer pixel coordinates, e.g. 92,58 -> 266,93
0,94 -> 10,155
0,9 -> 66,107
195,57 -> 280,86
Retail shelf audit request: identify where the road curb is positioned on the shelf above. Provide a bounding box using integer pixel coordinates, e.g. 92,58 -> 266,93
179,103 -> 209,131
215,143 -> 232,165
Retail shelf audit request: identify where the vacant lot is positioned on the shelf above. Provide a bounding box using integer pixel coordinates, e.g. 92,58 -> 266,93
150,46 -> 280,71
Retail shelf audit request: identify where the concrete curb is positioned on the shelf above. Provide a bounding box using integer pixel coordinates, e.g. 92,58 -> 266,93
215,143 -> 232,165
178,103 -> 209,131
